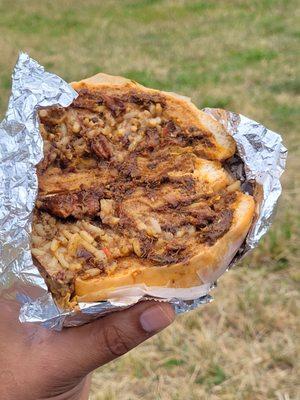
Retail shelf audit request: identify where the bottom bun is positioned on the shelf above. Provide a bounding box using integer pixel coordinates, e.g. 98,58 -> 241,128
75,192 -> 254,302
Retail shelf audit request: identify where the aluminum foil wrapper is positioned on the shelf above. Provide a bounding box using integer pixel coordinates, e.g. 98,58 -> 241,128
0,54 -> 287,330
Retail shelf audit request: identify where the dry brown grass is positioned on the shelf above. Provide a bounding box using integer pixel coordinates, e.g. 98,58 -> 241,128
0,0 -> 299,399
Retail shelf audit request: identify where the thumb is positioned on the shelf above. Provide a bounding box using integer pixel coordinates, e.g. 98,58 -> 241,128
53,301 -> 175,377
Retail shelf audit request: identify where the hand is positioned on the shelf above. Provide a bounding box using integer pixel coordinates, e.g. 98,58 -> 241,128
0,299 -> 175,400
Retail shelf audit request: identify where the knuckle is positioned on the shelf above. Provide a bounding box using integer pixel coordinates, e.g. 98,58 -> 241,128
101,324 -> 133,357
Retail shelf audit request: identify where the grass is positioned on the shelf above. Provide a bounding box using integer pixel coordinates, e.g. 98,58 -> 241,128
0,0 -> 299,398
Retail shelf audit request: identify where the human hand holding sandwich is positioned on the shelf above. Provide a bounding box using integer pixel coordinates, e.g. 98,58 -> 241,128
0,300 -> 174,400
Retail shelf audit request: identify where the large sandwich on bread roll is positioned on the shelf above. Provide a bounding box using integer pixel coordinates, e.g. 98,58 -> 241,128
31,73 -> 255,308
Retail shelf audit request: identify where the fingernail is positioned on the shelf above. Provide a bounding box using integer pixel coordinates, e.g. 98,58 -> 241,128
140,304 -> 175,333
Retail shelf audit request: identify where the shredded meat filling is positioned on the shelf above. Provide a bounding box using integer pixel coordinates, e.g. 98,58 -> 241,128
40,189 -> 102,219
90,135 -> 112,160
203,209 -> 233,245
32,88 -> 238,307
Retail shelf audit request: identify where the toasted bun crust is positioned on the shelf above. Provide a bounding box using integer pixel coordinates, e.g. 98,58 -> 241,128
75,191 -> 254,302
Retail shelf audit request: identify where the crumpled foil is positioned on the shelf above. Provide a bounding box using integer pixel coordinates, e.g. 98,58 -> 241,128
0,54 -> 287,330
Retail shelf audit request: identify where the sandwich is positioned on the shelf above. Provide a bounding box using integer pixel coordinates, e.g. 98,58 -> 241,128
31,73 -> 255,308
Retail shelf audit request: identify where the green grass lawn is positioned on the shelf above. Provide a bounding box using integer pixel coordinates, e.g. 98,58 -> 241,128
0,0 -> 299,399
